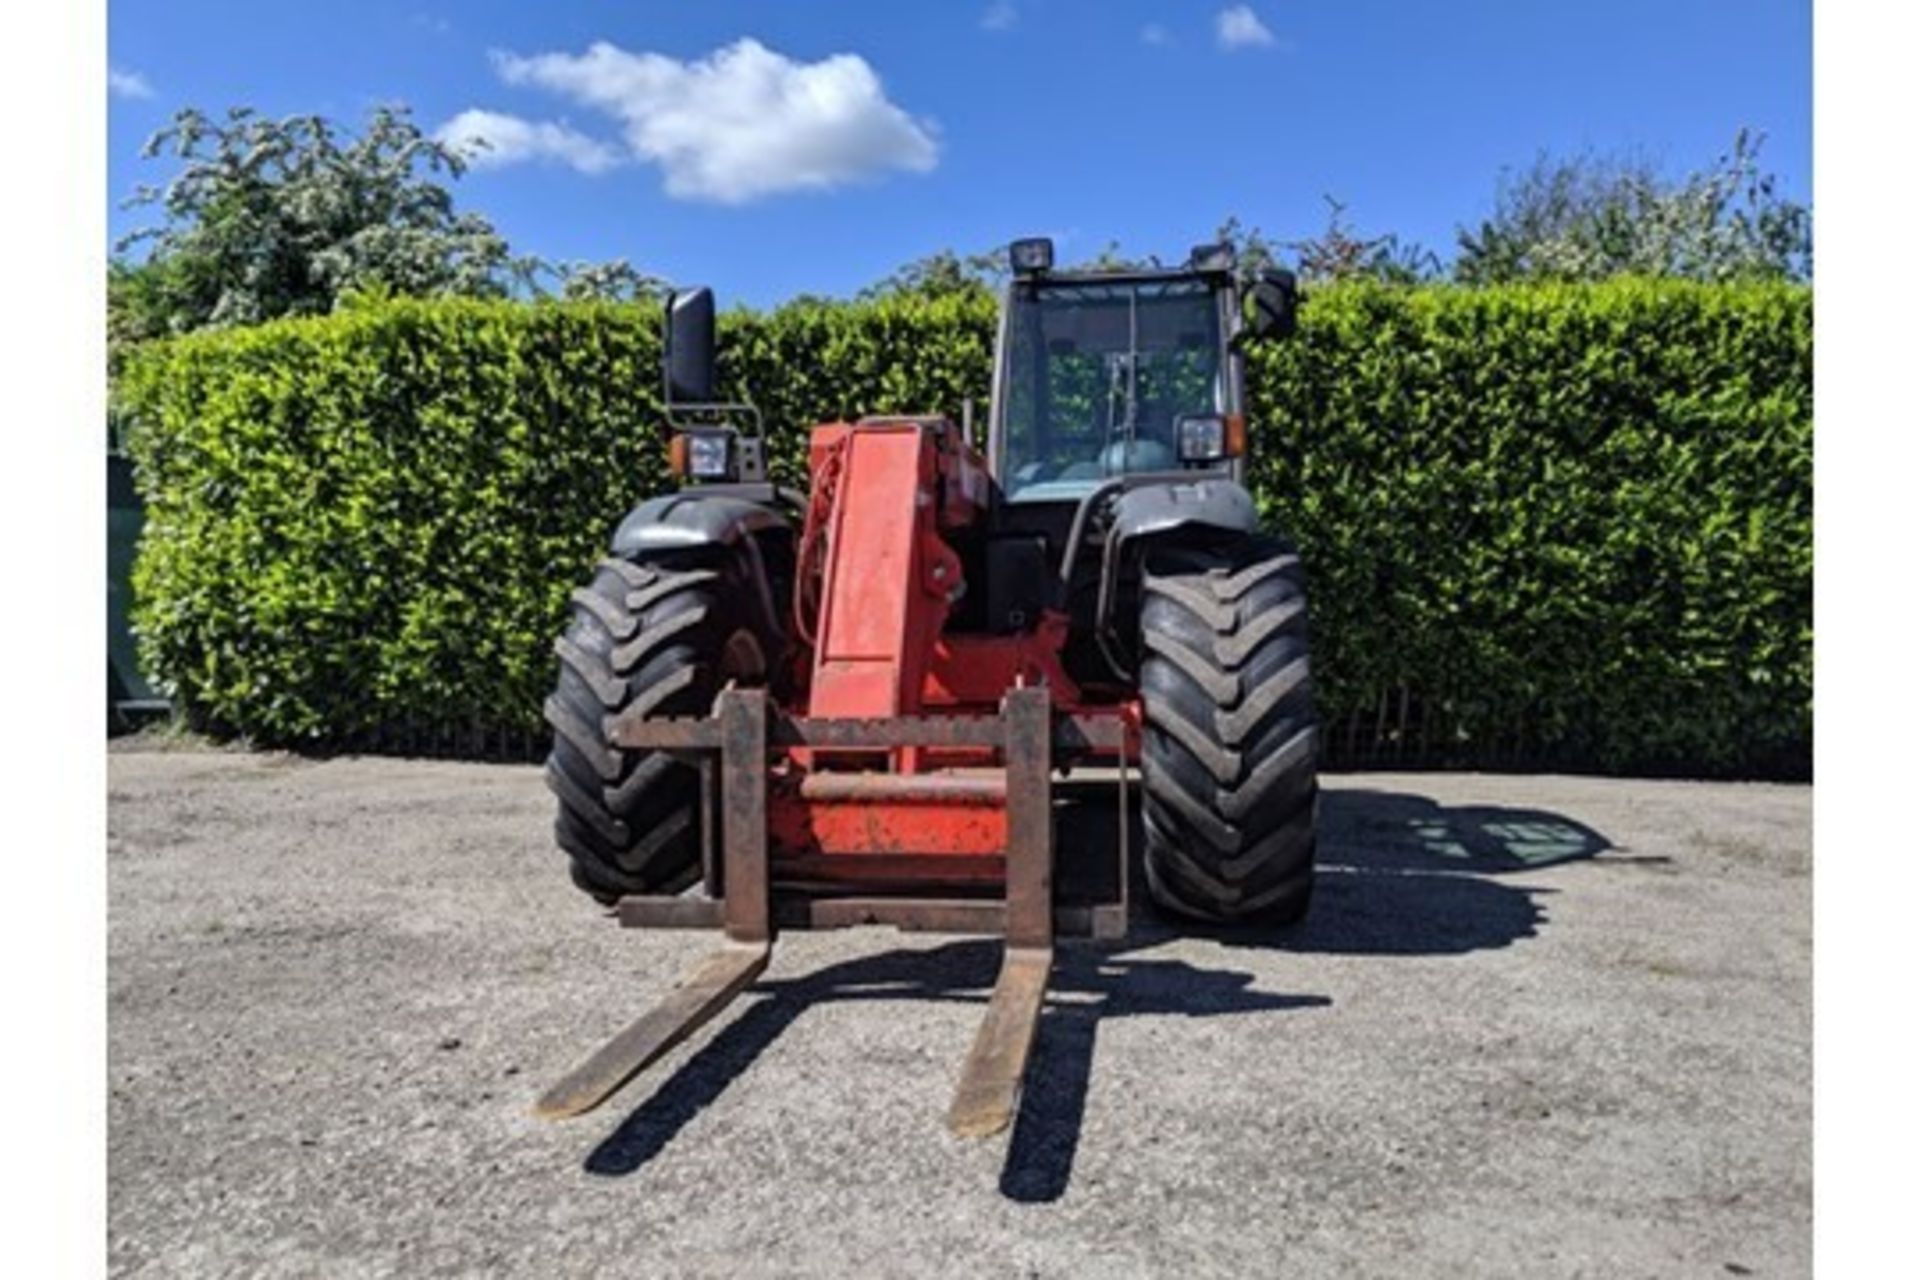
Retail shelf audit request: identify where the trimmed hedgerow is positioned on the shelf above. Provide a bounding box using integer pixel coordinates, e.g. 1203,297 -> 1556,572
1247,281 -> 1810,775
121,280 -> 1810,775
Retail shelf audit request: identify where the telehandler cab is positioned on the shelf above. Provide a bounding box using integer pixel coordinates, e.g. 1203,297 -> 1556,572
538,238 -> 1318,1137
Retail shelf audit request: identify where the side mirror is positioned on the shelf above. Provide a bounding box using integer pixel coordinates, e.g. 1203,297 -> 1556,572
663,287 -> 716,405
1244,268 -> 1300,342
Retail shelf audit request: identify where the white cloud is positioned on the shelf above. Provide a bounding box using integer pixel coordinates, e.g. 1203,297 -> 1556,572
435,109 -> 622,174
1216,5 -> 1276,51
468,38 -> 938,203
981,2 -> 1018,32
108,67 -> 154,99
1140,23 -> 1170,47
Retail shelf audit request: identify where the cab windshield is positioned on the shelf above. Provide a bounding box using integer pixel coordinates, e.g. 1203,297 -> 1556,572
997,277 -> 1225,502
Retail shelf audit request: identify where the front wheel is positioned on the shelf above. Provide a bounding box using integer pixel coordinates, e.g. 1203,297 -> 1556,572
1136,537 -> 1319,924
544,553 -> 772,904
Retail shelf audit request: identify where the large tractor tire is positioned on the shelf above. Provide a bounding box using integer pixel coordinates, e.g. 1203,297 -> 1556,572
544,553 -> 773,904
1137,537 -> 1319,924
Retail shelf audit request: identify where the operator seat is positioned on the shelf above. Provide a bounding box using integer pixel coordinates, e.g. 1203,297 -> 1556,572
1099,437 -> 1176,474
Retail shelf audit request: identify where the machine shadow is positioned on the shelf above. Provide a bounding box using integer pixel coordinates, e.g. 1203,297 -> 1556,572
1106,784 -> 1618,958
1317,788 -> 1617,875
581,938 -> 1329,1198
997,946 -> 1329,1202
583,785 -> 1614,1195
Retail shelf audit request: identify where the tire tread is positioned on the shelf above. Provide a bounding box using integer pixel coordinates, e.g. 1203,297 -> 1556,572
1138,537 -> 1319,924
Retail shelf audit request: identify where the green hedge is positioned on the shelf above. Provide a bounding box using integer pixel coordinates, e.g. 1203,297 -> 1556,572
122,280 -> 1810,776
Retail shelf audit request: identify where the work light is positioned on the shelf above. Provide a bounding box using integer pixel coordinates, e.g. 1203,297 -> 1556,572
1009,237 -> 1054,276
1188,242 -> 1236,274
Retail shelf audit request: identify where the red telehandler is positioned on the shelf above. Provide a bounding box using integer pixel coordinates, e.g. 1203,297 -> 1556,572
538,238 -> 1318,1137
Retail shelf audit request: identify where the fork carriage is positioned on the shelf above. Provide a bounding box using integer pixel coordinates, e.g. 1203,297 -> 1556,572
536,686 -> 1133,1137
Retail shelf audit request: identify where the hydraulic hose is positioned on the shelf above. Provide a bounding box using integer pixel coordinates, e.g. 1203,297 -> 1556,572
1055,477 -> 1128,609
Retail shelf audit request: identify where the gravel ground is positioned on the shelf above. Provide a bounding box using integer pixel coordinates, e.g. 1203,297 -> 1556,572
107,744 -> 1810,1278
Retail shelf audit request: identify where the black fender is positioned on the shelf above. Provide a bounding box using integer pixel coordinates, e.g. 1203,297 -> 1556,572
609,491 -> 793,651
1107,478 -> 1259,548
1095,478 -> 1261,679
610,492 -> 790,557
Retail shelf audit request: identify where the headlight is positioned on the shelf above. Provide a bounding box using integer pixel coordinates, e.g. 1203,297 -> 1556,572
1178,415 -> 1227,462
670,430 -> 733,480
687,432 -> 731,478
1176,414 -> 1246,463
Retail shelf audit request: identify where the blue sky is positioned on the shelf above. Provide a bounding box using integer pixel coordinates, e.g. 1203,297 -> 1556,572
107,1 -> 1811,308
